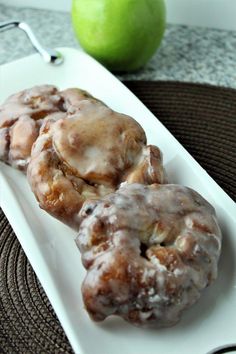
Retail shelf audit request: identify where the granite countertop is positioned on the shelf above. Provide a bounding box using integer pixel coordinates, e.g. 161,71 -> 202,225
0,4 -> 236,88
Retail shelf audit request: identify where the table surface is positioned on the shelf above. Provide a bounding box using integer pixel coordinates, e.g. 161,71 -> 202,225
0,4 -> 236,88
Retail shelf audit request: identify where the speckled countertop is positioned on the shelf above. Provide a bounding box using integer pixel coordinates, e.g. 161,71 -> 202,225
0,4 -> 236,88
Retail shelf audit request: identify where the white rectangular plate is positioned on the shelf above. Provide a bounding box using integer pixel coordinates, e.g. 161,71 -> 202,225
0,47 -> 236,354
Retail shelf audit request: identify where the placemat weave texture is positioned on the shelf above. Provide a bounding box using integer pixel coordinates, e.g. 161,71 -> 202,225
0,81 -> 235,354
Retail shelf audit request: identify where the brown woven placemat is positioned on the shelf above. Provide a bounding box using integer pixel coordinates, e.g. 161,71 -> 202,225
125,81 -> 236,200
0,81 -> 235,354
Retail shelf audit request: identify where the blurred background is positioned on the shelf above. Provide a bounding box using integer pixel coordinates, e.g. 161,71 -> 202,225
0,0 -> 236,86
1,0 -> 236,30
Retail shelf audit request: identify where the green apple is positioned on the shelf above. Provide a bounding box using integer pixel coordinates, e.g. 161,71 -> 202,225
71,0 -> 166,71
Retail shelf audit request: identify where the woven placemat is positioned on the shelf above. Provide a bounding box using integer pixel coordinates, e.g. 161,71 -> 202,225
0,81 -> 235,354
125,81 -> 236,200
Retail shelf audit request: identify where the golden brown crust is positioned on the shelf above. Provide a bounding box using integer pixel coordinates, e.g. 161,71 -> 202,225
0,85 -> 98,170
76,183 -> 222,327
27,100 -> 165,229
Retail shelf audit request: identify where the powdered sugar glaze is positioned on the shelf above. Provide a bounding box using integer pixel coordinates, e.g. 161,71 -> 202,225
76,183 -> 222,327
0,85 -> 98,170
28,100 -> 165,229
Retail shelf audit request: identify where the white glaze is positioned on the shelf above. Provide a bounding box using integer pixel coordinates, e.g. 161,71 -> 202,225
76,183 -> 222,327
28,99 -> 165,229
0,85 -> 98,171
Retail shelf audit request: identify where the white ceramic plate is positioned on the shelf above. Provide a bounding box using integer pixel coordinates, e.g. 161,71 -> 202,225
0,48 -> 235,354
